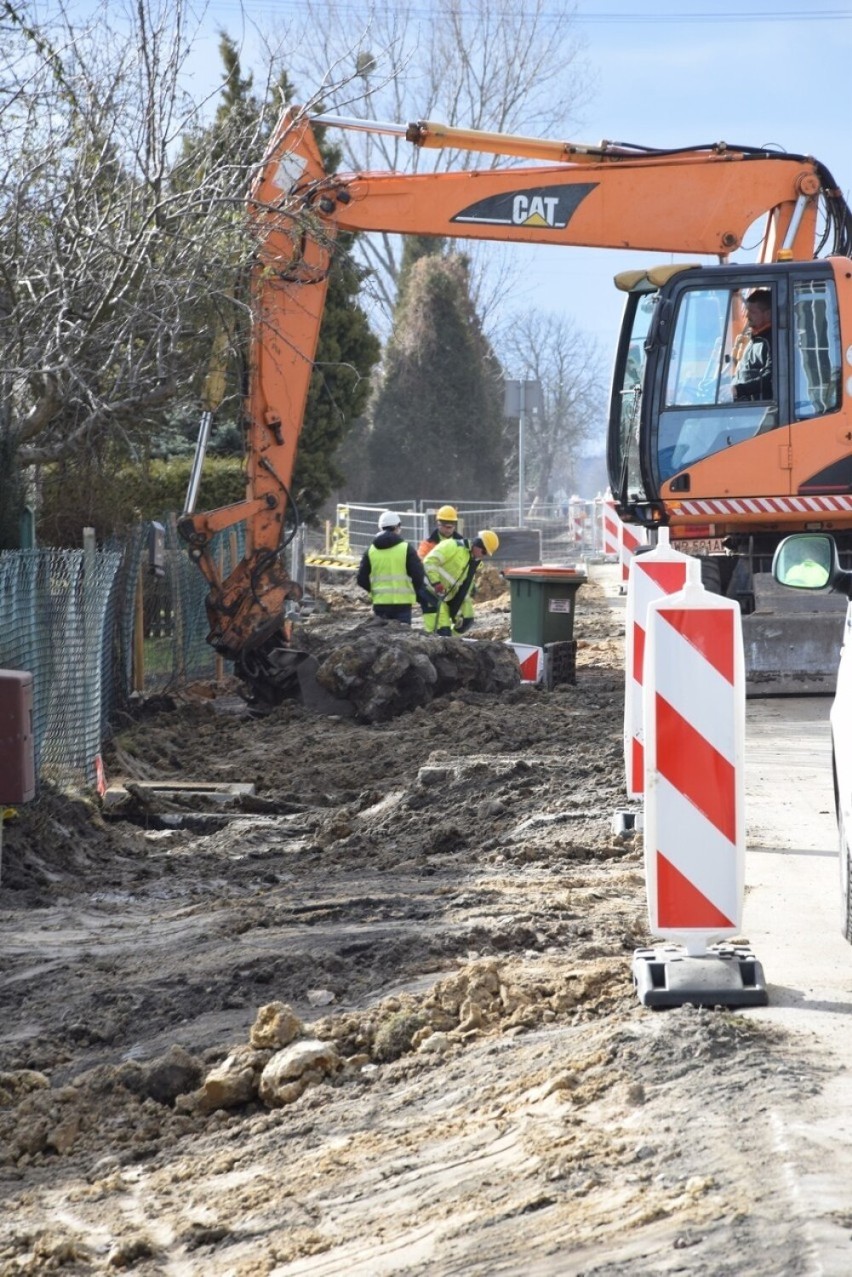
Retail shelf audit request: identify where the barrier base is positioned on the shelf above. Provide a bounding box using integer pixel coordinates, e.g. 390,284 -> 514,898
545,639 -> 576,687
611,808 -> 643,837
632,943 -> 768,1008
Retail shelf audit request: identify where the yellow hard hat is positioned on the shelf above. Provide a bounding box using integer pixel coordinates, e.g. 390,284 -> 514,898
436,505 -> 458,522
476,530 -> 499,556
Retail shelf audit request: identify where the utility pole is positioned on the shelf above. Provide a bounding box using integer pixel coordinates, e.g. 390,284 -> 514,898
503,378 -> 543,528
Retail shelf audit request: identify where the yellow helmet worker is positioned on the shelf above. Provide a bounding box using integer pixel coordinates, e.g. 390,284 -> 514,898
422,530 -> 499,636
474,530 -> 499,557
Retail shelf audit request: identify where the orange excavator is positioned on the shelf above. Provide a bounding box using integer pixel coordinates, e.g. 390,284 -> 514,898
178,105 -> 852,701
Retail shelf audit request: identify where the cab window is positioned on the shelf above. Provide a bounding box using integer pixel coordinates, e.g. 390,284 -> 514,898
658,286 -> 776,481
664,287 -> 734,408
793,279 -> 841,420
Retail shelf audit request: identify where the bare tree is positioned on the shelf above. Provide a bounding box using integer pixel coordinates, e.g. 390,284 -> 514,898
281,0 -> 594,326
0,0 -> 281,481
496,310 -> 606,507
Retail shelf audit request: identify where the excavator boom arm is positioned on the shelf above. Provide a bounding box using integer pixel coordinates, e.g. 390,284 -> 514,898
274,108 -> 829,260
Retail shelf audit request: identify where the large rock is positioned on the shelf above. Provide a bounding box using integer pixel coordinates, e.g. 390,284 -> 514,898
293,619 -> 520,722
249,1001 -> 303,1050
259,1039 -> 340,1108
190,1045 -> 270,1112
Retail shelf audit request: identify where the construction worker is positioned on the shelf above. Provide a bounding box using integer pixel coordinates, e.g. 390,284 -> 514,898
785,557 -> 829,588
422,530 -> 499,636
732,288 -> 773,402
357,510 -> 428,626
418,505 -> 476,632
418,505 -> 463,559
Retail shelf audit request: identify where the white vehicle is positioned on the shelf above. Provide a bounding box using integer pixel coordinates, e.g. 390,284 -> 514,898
773,533 -> 852,940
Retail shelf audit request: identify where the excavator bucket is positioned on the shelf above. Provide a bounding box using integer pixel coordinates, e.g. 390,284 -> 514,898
236,639 -> 356,716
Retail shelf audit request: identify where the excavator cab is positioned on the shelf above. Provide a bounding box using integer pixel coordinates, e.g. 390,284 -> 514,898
608,258 -> 847,565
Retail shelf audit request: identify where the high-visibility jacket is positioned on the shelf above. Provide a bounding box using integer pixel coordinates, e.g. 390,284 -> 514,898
365,540 -> 416,605
423,538 -> 479,634
419,530 -> 474,624
423,537 -> 479,628
417,528 -> 464,560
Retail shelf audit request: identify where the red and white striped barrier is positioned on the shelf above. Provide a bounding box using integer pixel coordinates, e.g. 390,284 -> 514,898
623,529 -> 691,799
619,520 -> 647,587
601,490 -> 620,560
506,642 -> 544,685
642,559 -> 745,955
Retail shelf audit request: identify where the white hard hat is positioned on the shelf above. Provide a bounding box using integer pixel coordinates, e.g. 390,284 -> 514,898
378,509 -> 402,530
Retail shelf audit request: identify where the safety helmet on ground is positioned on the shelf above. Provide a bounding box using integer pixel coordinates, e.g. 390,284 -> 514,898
474,529 -> 499,556
378,509 -> 402,530
436,504 -> 458,522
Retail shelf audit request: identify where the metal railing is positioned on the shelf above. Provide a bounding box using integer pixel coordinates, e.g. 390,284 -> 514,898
320,497 -> 611,568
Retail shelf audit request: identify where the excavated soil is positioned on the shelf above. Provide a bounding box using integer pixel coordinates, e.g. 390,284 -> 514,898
0,570 -> 827,1274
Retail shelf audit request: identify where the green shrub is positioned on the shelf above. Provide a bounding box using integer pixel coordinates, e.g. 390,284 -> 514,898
37,456 -> 245,546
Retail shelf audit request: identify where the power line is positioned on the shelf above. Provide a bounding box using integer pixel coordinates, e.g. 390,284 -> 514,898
202,2 -> 852,22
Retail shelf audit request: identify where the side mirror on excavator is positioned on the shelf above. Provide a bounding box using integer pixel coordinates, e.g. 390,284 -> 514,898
644,296 -> 671,354
772,533 -> 852,598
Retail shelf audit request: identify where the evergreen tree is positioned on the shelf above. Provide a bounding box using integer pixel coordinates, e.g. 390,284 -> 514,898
368,253 -> 505,500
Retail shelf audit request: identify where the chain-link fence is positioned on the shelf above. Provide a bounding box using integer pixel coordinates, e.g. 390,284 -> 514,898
0,547 -> 122,785
0,518 -> 248,790
119,517 -> 246,697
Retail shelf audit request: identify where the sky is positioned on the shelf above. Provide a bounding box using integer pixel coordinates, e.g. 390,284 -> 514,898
179,0 -> 852,365
506,2 -> 852,353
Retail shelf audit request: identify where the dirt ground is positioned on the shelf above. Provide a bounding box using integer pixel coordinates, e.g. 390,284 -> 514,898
0,570 -> 829,1275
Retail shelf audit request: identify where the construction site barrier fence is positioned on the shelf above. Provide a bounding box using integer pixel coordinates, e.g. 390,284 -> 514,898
0,518 -> 246,791
320,497 -> 608,568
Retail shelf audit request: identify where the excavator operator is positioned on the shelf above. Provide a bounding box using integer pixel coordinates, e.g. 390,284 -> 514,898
732,289 -> 773,402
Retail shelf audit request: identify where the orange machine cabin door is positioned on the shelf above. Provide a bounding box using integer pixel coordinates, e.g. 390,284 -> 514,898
786,270 -> 850,503
655,279 -> 792,507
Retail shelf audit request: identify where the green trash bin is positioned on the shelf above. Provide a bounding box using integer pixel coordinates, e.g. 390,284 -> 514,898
503,566 -> 586,646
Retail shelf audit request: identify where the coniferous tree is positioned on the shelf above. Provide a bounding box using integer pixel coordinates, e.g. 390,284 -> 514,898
368,252 -> 505,501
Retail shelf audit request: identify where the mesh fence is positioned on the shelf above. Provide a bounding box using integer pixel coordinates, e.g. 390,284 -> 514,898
0,518 -> 248,789
129,518 -> 245,696
0,548 -> 122,785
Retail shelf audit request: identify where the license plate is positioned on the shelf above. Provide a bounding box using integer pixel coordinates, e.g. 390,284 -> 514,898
670,537 -> 725,556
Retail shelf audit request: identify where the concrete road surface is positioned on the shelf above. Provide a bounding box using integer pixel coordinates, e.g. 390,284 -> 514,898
744,695 -> 852,1274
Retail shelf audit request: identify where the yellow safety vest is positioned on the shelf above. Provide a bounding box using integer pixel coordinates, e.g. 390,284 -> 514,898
367,541 -> 415,605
